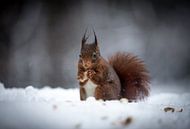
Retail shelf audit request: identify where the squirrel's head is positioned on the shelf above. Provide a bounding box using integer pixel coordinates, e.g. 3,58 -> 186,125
79,30 -> 101,69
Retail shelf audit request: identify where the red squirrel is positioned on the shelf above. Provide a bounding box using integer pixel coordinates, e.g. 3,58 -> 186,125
77,31 -> 150,101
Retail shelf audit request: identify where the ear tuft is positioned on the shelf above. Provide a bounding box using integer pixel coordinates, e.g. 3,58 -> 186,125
82,29 -> 89,47
93,29 -> 98,46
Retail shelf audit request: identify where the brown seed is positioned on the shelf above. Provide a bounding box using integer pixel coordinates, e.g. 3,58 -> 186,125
122,116 -> 133,126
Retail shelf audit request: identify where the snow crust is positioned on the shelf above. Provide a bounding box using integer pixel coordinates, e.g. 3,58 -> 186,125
0,82 -> 189,129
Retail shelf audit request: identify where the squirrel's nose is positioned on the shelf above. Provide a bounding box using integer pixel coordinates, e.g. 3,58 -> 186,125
84,61 -> 91,68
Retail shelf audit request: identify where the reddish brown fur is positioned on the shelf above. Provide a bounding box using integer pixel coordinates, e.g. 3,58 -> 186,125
108,52 -> 150,101
78,54 -> 121,100
78,31 -> 150,102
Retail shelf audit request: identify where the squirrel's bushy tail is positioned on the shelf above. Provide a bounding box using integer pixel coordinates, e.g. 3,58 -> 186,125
108,52 -> 150,101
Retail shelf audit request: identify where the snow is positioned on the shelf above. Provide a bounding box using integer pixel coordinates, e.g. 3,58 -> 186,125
0,82 -> 190,129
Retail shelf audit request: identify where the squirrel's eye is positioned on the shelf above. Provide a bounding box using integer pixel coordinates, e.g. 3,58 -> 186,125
92,52 -> 97,60
79,55 -> 82,58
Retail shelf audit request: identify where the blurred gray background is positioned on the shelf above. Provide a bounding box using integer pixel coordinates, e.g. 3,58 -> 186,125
0,0 -> 190,88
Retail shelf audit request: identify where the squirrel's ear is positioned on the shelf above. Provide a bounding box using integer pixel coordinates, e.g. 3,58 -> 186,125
82,29 -> 89,47
93,30 -> 98,46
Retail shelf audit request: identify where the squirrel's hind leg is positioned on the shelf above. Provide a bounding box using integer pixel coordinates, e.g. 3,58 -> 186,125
95,86 -> 106,100
95,85 -> 120,100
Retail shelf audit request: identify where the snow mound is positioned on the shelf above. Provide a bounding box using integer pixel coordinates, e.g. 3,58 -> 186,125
0,83 -> 190,129
0,85 -> 79,102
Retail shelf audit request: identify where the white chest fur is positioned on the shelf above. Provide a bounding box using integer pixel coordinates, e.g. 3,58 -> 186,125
83,72 -> 97,97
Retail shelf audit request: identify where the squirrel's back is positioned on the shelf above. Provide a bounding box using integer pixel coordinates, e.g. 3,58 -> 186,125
108,52 -> 150,101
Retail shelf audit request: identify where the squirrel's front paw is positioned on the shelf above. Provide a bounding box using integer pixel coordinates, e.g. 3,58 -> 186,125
77,74 -> 84,81
87,70 -> 96,79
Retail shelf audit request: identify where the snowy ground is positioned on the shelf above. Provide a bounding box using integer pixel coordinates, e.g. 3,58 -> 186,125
0,82 -> 190,129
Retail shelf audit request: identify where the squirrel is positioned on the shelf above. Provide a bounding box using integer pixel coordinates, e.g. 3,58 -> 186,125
77,31 -> 150,102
